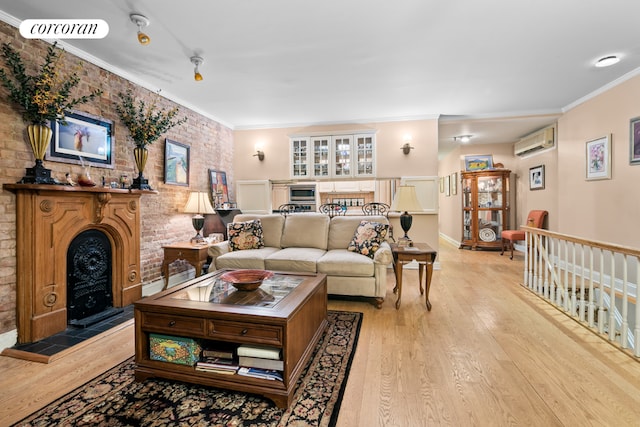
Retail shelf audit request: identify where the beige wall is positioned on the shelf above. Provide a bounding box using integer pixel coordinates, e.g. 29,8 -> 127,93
233,118 -> 439,180
557,75 -> 640,247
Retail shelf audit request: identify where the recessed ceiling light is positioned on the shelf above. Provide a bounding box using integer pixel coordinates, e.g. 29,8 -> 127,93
453,135 -> 472,143
595,55 -> 620,68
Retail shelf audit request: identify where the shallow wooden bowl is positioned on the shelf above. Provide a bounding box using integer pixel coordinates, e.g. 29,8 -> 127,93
220,269 -> 274,291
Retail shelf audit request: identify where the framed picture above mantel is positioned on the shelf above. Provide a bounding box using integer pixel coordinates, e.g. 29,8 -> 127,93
47,110 -> 114,169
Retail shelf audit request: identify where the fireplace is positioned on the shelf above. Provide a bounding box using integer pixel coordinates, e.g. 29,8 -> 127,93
4,184 -> 154,343
67,229 -> 115,325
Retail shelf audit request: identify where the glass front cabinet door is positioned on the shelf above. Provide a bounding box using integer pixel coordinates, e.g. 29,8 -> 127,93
460,169 -> 511,250
291,137 -> 310,178
354,134 -> 375,177
332,135 -> 353,178
311,136 -> 331,178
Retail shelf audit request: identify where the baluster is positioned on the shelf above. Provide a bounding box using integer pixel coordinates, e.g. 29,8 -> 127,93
578,244 -> 586,322
608,251 -> 616,342
588,247 -> 595,327
597,249 -> 605,335
635,259 -> 640,357
549,236 -> 556,303
570,242 -> 577,316
543,235 -> 549,299
563,240 -> 570,312
620,255 -> 629,348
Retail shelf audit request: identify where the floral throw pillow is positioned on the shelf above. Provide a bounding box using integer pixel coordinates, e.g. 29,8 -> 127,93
347,221 -> 389,258
227,219 -> 265,251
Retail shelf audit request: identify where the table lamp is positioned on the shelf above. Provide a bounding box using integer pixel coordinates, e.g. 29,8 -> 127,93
391,185 -> 423,245
183,192 -> 216,243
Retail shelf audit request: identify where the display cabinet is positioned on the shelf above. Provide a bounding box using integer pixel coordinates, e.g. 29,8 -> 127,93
460,169 -> 511,250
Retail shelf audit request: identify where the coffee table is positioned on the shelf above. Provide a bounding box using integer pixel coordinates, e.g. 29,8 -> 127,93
133,269 -> 328,408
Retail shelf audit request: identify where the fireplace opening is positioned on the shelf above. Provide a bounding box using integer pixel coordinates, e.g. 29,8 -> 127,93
67,229 -> 122,328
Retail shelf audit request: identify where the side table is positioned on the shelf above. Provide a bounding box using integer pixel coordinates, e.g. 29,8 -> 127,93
161,242 -> 211,290
390,242 -> 438,310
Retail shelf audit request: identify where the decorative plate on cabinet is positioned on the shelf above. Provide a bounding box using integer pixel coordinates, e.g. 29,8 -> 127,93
479,228 -> 496,242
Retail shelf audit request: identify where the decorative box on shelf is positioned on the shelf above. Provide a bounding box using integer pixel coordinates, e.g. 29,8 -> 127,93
149,333 -> 202,366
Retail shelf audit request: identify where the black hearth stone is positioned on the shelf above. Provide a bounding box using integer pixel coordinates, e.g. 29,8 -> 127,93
69,307 -> 124,328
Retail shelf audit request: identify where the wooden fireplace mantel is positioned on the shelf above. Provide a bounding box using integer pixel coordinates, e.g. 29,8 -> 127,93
4,183 -> 157,343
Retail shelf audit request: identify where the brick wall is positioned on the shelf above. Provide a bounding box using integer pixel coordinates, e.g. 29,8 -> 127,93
0,22 -> 234,334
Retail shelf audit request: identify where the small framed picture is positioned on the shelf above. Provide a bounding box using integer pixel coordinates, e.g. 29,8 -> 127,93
444,175 -> 450,196
529,165 -> 545,190
464,155 -> 494,171
164,139 -> 190,186
586,135 -> 611,180
630,117 -> 640,165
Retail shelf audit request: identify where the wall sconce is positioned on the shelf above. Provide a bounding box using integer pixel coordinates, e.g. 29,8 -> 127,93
253,143 -> 265,161
130,14 -> 151,45
454,135 -> 472,143
191,56 -> 204,81
401,135 -> 414,154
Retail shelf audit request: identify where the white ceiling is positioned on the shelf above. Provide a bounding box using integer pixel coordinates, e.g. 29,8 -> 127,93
1,0 -> 640,156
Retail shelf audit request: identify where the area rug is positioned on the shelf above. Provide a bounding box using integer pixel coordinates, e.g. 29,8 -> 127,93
14,310 -> 362,427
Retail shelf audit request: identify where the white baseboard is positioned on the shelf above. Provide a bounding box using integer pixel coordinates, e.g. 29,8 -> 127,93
0,329 -> 17,353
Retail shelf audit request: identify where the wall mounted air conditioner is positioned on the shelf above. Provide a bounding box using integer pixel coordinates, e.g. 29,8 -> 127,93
514,126 -> 555,156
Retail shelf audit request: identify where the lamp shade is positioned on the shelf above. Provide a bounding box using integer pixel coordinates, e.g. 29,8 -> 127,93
183,192 -> 215,214
391,185 -> 422,212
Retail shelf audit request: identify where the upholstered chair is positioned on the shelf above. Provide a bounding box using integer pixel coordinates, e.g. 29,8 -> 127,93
500,210 -> 548,259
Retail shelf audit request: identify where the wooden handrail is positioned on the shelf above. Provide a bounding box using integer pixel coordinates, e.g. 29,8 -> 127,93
522,226 -> 640,257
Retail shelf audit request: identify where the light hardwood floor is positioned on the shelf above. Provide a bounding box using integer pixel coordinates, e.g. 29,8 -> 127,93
2,240 -> 640,426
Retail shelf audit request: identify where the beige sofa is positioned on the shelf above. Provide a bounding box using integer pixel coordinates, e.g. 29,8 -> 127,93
207,213 -> 392,308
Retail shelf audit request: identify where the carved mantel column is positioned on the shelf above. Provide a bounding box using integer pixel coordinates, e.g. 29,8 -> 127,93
4,184 -> 156,343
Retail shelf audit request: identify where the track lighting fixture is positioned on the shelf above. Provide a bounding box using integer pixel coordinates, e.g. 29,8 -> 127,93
191,56 -> 204,81
130,14 -> 151,45
454,135 -> 472,143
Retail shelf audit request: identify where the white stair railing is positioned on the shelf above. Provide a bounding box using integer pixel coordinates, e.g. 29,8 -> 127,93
521,226 -> 640,357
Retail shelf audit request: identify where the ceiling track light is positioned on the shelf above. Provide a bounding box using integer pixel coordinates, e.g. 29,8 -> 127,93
130,13 -> 151,45
454,135 -> 472,143
191,56 -> 204,81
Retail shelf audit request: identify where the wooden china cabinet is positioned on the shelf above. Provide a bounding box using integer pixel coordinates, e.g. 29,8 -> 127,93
459,169 -> 511,250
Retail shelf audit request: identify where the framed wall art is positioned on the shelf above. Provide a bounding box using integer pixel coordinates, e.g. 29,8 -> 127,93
586,135 -> 611,180
209,169 -> 229,207
164,139 -> 190,186
47,110 -> 114,168
464,155 -> 494,171
630,116 -> 640,165
529,165 -> 545,190
444,175 -> 450,196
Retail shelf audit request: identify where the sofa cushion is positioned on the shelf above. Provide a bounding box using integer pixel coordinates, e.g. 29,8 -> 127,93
228,219 -> 264,251
328,215 -> 388,250
265,247 -> 326,273
232,214 -> 285,248
280,213 -> 330,250
215,247 -> 281,270
317,249 -> 374,277
347,220 -> 389,258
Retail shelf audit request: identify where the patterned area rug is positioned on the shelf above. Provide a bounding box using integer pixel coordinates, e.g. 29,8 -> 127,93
14,310 -> 362,427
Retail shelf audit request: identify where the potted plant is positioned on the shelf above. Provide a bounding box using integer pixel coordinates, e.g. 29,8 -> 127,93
0,42 -> 103,184
115,89 -> 187,190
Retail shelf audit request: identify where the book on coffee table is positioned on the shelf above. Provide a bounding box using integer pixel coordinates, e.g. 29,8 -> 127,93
238,355 -> 284,371
237,344 -> 281,360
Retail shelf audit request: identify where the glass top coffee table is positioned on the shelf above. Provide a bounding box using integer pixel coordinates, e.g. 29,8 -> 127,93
133,269 -> 328,408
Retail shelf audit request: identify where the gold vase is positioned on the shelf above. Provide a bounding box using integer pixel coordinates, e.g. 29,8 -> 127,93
133,146 -> 148,173
131,146 -> 152,190
27,124 -> 52,161
20,124 -> 56,184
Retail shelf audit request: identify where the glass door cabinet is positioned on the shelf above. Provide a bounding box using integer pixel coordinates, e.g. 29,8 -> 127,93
460,169 -> 511,250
